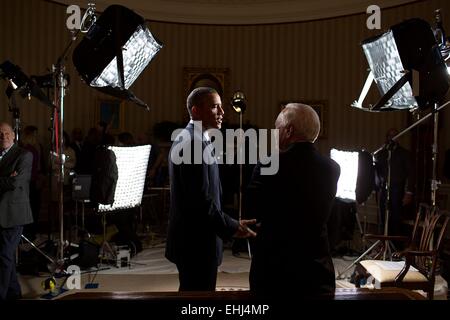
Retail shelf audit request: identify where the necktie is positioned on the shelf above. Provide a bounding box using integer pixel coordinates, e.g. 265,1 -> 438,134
205,140 -> 216,158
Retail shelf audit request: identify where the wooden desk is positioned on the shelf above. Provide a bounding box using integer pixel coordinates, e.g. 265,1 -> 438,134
59,287 -> 425,300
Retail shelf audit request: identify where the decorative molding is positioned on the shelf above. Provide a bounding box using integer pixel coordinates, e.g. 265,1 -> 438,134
54,0 -> 418,25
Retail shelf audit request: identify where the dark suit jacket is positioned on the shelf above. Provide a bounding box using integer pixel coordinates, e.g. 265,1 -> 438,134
247,142 -> 340,295
0,144 -> 33,228
374,143 -> 413,192
165,123 -> 239,267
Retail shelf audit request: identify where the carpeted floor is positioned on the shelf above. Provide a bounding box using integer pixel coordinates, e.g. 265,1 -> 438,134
18,248 -> 254,299
95,244 -> 252,275
17,237 -> 447,300
19,244 -> 357,299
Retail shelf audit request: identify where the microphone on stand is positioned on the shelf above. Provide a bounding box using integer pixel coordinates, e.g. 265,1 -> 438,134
230,90 -> 253,258
231,91 -> 246,114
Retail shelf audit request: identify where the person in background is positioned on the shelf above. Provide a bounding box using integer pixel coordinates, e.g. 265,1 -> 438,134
97,121 -> 115,146
374,128 -> 414,239
0,122 -> 33,300
78,127 -> 101,175
117,132 -> 135,146
20,125 -> 44,240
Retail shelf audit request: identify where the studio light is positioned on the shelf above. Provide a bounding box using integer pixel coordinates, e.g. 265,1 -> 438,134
354,18 -> 450,111
331,149 -> 359,202
330,149 -> 375,204
0,60 -> 54,108
98,145 -> 151,212
72,5 -> 163,109
231,91 -> 246,113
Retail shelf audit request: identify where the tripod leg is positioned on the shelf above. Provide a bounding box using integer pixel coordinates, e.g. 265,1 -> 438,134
336,240 -> 381,279
382,240 -> 397,261
354,209 -> 363,236
20,235 -> 56,265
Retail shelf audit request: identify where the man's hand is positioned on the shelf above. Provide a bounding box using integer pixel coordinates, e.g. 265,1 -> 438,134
233,219 -> 257,238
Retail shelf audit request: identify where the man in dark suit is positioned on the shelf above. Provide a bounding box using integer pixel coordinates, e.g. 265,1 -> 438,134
374,128 -> 413,238
0,122 -> 33,300
247,103 -> 340,297
165,87 -> 256,291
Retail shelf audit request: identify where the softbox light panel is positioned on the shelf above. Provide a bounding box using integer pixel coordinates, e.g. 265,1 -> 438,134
362,18 -> 450,110
98,145 -> 151,212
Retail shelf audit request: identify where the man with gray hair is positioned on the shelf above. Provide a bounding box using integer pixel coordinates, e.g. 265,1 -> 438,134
247,103 -> 340,297
0,122 -> 33,300
276,103 -> 321,148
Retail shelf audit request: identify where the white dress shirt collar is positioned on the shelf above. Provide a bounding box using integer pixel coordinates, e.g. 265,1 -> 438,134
0,144 -> 14,161
189,119 -> 211,142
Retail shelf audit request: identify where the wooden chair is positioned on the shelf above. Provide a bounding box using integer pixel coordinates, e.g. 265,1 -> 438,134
357,203 -> 450,299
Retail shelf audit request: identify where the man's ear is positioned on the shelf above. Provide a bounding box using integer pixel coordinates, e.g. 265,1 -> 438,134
286,125 -> 294,138
191,105 -> 200,118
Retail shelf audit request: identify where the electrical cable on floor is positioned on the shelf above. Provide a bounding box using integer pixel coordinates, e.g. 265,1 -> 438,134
87,268 -> 99,285
129,261 -> 148,266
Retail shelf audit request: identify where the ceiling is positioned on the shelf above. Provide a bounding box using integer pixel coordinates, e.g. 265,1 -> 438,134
54,0 -> 419,25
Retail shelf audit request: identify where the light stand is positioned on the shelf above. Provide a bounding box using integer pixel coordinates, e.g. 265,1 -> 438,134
50,1 -> 98,261
0,60 -> 69,275
231,91 -> 252,258
27,27 -> 82,267
431,103 -> 440,207
338,16 -> 450,281
336,239 -> 382,279
373,102 -> 447,211
52,32 -> 79,261
336,16 -> 450,282
8,96 -> 21,142
336,101 -> 450,280
372,140 -> 398,261
20,234 -> 59,269
100,209 -> 116,263
4,86 -> 22,148
54,64 -> 65,261
239,112 -> 252,259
